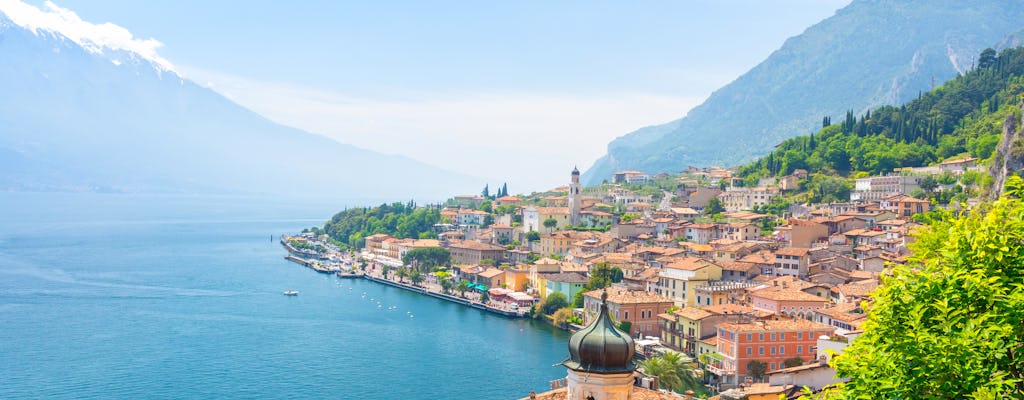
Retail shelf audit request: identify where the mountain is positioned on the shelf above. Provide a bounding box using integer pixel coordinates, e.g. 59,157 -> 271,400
583,0 -> 1024,185
0,11 -> 477,202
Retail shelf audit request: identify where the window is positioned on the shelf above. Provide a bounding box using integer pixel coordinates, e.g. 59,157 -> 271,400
759,333 -> 764,341
779,333 -> 785,340
747,334 -> 752,341
770,347 -> 775,355
771,333 -> 776,341
779,346 -> 785,354
797,332 -> 803,340
624,311 -> 629,320
770,362 -> 776,370
746,347 -> 752,355
797,345 -> 803,354
759,347 -> 764,355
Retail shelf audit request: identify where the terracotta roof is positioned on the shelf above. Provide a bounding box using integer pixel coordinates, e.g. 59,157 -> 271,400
702,303 -> 761,317
749,289 -> 830,303
478,268 -> 505,279
673,306 -> 713,321
525,387 -> 681,400
544,272 -> 588,284
775,247 -> 810,257
718,318 -> 834,333
664,257 -> 719,271
448,240 -> 505,251
583,288 -> 672,305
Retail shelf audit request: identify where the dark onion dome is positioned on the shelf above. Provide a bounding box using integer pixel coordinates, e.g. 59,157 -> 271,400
572,166 -> 580,175
562,291 -> 635,374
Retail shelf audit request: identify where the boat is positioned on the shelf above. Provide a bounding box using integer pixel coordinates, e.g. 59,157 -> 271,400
283,290 -> 299,296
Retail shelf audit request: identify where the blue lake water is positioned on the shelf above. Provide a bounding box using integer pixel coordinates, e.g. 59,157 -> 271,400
0,193 -> 569,399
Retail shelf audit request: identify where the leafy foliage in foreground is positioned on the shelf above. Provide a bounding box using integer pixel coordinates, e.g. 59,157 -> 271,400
832,176 -> 1024,398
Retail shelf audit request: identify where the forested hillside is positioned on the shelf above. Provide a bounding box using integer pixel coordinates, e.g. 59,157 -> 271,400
584,0 -> 1024,185
320,202 -> 441,249
739,47 -> 1024,180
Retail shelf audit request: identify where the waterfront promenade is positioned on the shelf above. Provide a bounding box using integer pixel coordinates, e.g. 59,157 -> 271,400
280,242 -> 529,318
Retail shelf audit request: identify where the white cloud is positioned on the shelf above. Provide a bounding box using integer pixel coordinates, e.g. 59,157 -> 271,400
182,66 -> 703,192
0,0 -> 173,71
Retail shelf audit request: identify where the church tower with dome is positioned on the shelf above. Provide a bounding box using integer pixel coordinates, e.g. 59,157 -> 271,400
561,290 -> 636,400
521,291 -> 680,400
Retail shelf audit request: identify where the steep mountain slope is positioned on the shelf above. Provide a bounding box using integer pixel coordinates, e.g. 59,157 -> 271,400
584,0 -> 1024,185
0,12 -> 476,201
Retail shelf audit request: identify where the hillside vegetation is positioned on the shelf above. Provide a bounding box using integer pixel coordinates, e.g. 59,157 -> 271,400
584,0 -> 1024,184
739,47 -> 1024,184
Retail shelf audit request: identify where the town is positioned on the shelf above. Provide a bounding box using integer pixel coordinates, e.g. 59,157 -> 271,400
281,159 -> 983,399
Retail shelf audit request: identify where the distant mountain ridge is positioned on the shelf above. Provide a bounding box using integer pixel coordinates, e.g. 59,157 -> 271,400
0,11 -> 477,201
583,0 -> 1024,185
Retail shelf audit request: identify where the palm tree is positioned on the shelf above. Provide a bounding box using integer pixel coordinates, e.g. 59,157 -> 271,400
661,352 -> 702,393
639,353 -> 702,394
396,267 -> 408,283
456,279 -> 471,298
410,270 -> 424,286
439,277 -> 453,294
639,357 -> 680,391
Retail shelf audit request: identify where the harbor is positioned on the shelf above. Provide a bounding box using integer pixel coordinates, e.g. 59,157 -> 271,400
280,234 -> 529,318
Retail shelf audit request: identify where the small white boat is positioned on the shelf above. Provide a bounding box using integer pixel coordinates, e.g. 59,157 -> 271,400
283,290 -> 299,296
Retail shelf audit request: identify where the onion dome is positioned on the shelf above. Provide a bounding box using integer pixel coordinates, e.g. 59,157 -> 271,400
572,166 -> 580,175
562,291 -> 635,374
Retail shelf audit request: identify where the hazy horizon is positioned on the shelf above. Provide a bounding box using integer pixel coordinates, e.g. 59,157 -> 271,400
3,0 -> 850,194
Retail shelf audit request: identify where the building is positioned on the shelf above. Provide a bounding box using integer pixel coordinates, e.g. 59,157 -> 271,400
719,187 -> 778,212
544,272 -> 588,302
523,206 -> 572,233
709,319 -> 835,384
776,220 -> 828,248
456,209 -> 490,226
447,240 -> 506,265
611,170 -> 650,184
748,288 -> 831,319
569,167 -> 582,226
851,174 -> 921,202
773,247 -> 811,278
881,194 -> 932,217
583,288 -> 673,339
657,258 -> 723,307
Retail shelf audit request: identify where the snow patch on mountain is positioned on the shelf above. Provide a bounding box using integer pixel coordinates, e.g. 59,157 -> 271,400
0,0 -> 174,73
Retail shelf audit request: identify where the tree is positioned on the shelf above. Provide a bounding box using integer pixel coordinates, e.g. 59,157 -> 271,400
586,262 -> 622,291
478,200 -> 493,213
918,175 -> 939,193
746,360 -> 767,381
456,279 -> 471,298
705,197 -> 724,215
409,269 -> 423,286
395,267 -> 408,283
833,176 -> 1024,398
543,217 -> 558,231
617,321 -> 632,334
552,307 -> 575,328
783,357 -> 804,368
978,47 -> 997,69
543,292 -> 569,315
402,247 -> 451,272
525,231 -> 540,242
439,276 -> 453,294
480,290 -> 490,304
481,184 -> 490,199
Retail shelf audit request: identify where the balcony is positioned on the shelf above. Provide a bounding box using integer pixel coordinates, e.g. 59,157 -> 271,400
705,363 -> 733,376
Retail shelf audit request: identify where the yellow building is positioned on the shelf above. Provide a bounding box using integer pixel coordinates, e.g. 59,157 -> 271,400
656,258 -> 723,307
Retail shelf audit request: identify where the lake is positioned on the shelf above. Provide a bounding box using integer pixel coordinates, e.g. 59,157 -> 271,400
0,192 -> 569,399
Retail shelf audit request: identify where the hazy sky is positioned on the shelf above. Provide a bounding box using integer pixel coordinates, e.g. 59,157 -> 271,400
30,0 -> 850,192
